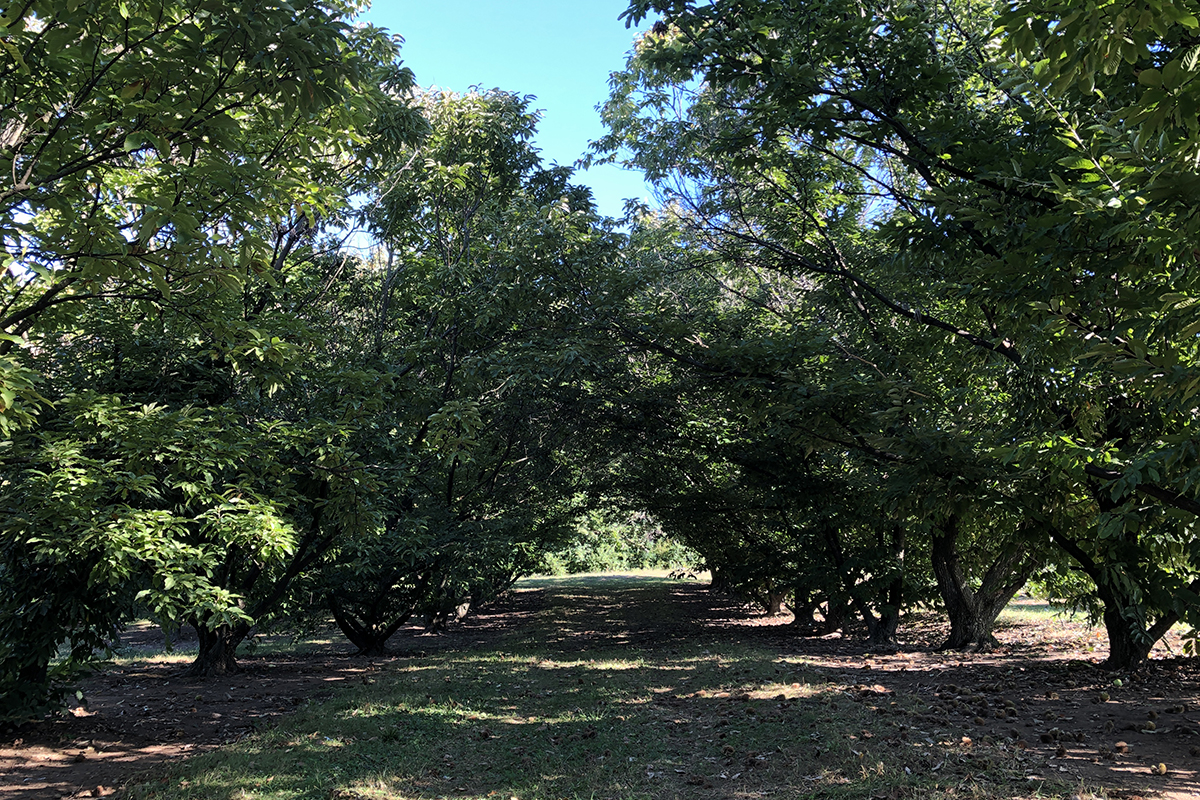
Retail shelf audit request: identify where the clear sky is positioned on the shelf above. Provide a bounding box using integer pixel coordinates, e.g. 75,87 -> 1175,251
361,1 -> 652,219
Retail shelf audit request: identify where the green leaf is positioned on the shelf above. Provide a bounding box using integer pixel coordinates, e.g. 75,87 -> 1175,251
122,132 -> 147,152
1058,157 -> 1097,169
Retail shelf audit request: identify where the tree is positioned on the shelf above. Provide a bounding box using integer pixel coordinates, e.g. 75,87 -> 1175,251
572,210 -> 949,647
599,0 -> 1200,667
0,0 -> 423,714
0,0 -> 419,407
287,89 -> 626,656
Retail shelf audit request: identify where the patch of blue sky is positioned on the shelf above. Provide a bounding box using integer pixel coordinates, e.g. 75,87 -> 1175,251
361,0 -> 654,220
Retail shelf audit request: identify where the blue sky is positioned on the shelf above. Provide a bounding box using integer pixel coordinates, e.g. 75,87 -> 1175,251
362,1 -> 652,219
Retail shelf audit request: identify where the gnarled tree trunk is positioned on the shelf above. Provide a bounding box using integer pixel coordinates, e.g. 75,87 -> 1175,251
187,622 -> 249,677
856,596 -> 901,649
931,515 -> 1035,651
328,595 -> 415,656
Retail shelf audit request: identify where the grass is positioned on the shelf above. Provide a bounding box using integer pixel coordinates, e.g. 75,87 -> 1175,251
107,621 -> 346,668
996,597 -> 1086,626
516,569 -> 711,590
121,576 -> 1091,800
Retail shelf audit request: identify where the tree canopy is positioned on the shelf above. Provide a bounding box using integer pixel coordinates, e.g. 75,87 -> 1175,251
587,0 -> 1200,665
6,0 -> 1200,723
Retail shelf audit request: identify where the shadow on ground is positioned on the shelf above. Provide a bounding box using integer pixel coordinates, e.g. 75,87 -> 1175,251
2,576 -> 1198,800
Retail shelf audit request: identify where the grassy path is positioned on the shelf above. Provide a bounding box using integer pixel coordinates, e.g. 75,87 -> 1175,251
125,575 -> 1077,800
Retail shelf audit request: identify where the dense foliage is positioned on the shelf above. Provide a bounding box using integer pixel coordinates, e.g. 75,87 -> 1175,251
0,0 -> 617,718
537,508 -> 695,575
5,0 -> 1200,723
593,0 -> 1200,664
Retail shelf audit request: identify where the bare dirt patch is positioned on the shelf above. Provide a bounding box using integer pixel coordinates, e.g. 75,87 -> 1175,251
662,587 -> 1200,800
0,649 -> 360,798
3,583 -> 1199,799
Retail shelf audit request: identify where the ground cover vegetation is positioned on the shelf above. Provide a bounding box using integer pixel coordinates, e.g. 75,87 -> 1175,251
5,0 -> 1200,783
117,578 -> 1098,800
6,575 -> 1198,799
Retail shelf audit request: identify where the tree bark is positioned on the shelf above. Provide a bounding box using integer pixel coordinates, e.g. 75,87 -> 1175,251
184,483 -> 338,677
788,595 -> 820,630
1045,521 -> 1185,670
855,595 -> 900,649
709,566 -> 730,593
187,622 -> 248,677
857,524 -> 905,649
1097,589 -> 1179,671
931,515 -> 1035,651
759,578 -> 787,615
822,596 -> 849,633
870,607 -> 901,648
817,521 -> 856,637
328,594 -> 416,656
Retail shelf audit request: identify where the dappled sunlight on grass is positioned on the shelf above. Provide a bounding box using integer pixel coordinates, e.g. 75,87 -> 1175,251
998,597 -> 1087,624
112,651 -> 197,666
108,620 -> 348,673
123,578 -> 1090,800
517,569 -> 699,591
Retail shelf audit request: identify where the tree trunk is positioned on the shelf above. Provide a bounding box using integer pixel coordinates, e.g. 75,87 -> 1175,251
1098,593 -> 1178,671
789,595 -> 820,631
821,596 -> 849,633
1103,607 -> 1150,671
816,522 -> 855,637
1045,520 -> 1183,671
931,516 -> 1034,651
329,597 -> 378,655
183,485 -> 338,678
328,594 -> 415,656
767,592 -> 784,615
762,582 -> 787,615
187,622 -> 249,677
858,524 -> 905,649
709,566 -> 730,593
869,606 -> 901,648
855,595 -> 900,649
424,599 -> 471,633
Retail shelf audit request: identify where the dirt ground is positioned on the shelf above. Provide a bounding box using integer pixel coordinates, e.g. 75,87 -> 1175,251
2,587 -> 1199,800
672,591 -> 1200,800
0,621 -> 476,799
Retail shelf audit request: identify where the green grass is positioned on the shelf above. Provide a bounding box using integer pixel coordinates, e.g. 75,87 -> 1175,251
996,597 -> 1086,625
123,576 -> 1088,800
107,622 -> 345,668
517,569 -> 694,590
517,569 -> 712,589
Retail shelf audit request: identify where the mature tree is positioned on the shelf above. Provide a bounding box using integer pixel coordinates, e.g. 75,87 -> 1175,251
574,210 -> 944,647
598,0 -> 1200,667
0,0 -> 423,714
286,89 -> 626,656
